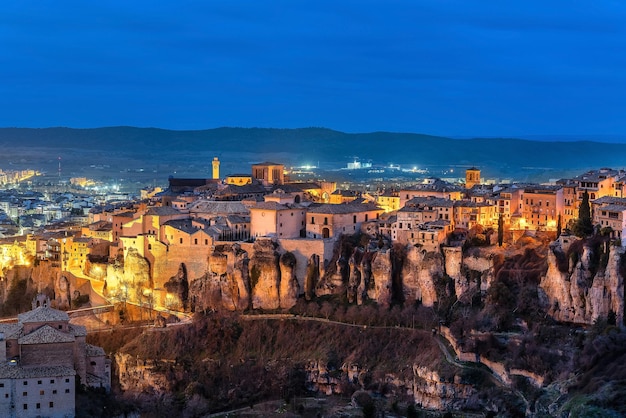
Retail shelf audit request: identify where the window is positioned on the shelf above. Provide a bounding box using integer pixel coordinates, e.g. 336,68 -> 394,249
0,383 -> 3,388
365,214 -> 368,221
50,380 -> 55,384
194,239 -> 197,245
353,215 -> 357,223
205,239 -> 208,245
53,390 -> 57,394
23,392 -> 27,396
36,403 -> 40,409
65,389 -> 70,394
40,390 -> 44,395
179,238 -> 183,244
311,217 -> 315,224
50,402 -> 54,408
23,381 -> 28,386
38,380 -> 42,385
23,404 -> 27,410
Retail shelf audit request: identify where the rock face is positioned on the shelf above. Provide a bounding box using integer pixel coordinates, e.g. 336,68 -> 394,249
303,360 -> 474,410
106,248 -> 152,304
250,239 -> 281,310
115,353 -> 173,396
368,250 -> 392,306
304,254 -> 320,300
164,263 -> 189,311
279,252 -> 299,309
539,239 -> 625,325
402,246 -> 443,306
413,366 -> 475,410
189,244 -> 250,312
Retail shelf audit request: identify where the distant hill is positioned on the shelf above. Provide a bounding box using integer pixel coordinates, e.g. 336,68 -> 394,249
0,126 -> 625,179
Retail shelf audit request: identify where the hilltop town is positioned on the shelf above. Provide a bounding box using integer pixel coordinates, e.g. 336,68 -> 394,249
1,160 -> 626,416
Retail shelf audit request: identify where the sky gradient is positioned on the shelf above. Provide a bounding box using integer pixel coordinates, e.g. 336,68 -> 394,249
1,1 -> 625,137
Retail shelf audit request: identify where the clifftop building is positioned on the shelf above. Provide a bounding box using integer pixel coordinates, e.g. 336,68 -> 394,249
0,297 -> 110,418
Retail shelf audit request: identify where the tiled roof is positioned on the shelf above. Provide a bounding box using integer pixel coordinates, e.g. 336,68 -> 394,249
86,343 -> 105,357
405,197 -> 455,207
0,323 -> 22,339
0,364 -> 76,379
253,161 -> 283,166
188,200 -> 249,215
599,204 -> 626,213
69,324 -> 87,337
145,206 -> 181,216
307,203 -> 381,214
19,325 -> 75,345
18,306 -> 69,323
163,219 -> 199,235
251,202 -> 289,211
593,196 -> 626,205
574,168 -> 622,182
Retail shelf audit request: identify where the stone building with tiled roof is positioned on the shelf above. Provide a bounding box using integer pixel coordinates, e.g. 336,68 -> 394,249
306,203 -> 383,239
0,297 -> 110,417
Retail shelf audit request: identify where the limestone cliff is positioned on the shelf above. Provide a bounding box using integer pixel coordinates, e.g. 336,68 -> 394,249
304,254 -> 320,300
401,246 -> 443,306
413,366 -> 476,410
106,248 -> 152,304
539,238 -> 625,325
250,239 -> 281,310
115,353 -> 173,396
367,250 -> 392,306
279,252 -> 299,309
189,244 -> 250,312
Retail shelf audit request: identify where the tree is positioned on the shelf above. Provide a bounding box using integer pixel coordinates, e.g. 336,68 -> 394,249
556,214 -> 562,238
497,215 -> 504,247
573,190 -> 593,237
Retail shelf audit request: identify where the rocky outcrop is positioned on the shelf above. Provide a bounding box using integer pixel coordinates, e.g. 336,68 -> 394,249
164,263 -> 189,311
115,353 -> 173,396
250,239 -> 281,310
189,244 -> 250,312
413,366 -> 475,410
304,254 -> 320,300
539,239 -> 625,325
316,254 -> 348,297
368,250 -> 392,306
106,248 -> 152,304
402,246 -> 443,306
461,249 -> 495,294
279,252 -> 299,309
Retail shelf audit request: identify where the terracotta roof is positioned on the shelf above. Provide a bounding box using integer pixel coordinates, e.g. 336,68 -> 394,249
18,306 -> 69,323
19,325 -> 75,345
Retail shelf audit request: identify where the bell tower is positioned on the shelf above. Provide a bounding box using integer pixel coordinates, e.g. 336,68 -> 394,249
212,157 -> 220,180
465,167 -> 480,189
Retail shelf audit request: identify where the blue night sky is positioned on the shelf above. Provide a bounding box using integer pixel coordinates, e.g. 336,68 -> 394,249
1,1 -> 625,138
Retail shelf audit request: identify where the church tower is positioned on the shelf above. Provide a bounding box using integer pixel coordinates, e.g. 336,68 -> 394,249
465,167 -> 480,189
212,157 -> 220,180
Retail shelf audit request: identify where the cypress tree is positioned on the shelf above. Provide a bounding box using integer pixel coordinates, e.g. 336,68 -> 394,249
574,190 -> 594,237
497,214 -> 504,247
